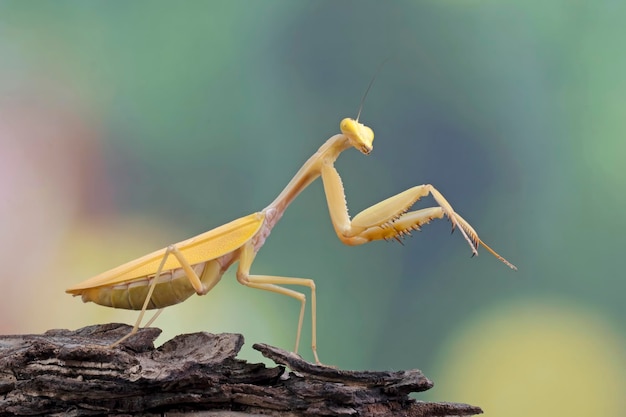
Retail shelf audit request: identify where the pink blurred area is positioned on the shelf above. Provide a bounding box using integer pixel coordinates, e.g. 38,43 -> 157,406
0,82 -> 112,333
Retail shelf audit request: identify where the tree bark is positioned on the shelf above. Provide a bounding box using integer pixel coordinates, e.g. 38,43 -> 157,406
0,324 -> 482,416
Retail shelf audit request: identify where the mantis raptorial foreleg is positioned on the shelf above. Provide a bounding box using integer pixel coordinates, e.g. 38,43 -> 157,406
320,162 -> 516,269
354,207 -> 445,242
236,242 -> 319,363
352,184 -> 477,250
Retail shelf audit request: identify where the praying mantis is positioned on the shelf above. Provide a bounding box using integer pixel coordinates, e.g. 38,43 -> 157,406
67,114 -> 516,365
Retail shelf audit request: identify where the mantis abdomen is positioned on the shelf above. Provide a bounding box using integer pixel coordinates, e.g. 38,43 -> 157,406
79,260 -> 224,310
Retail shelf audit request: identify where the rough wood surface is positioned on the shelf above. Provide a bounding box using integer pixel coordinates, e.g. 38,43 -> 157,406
0,324 -> 482,416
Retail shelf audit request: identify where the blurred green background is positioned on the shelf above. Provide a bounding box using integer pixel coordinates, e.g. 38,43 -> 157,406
1,1 -> 624,415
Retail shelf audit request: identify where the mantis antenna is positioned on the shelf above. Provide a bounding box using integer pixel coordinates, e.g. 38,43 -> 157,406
356,58 -> 390,122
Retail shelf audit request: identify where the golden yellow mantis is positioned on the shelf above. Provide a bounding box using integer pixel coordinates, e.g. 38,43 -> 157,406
67,116 -> 516,364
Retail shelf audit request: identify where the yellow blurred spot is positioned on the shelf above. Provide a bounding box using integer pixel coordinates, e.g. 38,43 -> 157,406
433,299 -> 626,417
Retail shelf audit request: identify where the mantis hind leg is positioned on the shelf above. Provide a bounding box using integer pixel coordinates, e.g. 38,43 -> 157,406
236,242 -> 320,364
109,245 -> 216,348
108,246 -> 174,348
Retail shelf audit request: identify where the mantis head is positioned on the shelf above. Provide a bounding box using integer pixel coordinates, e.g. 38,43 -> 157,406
340,118 -> 374,155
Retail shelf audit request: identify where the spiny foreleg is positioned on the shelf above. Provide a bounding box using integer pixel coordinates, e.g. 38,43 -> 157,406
320,162 -> 516,269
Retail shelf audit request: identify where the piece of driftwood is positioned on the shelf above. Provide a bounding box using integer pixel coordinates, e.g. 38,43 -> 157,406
0,324 -> 482,416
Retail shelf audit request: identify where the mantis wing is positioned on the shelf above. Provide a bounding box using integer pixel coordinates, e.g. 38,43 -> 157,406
66,212 -> 265,293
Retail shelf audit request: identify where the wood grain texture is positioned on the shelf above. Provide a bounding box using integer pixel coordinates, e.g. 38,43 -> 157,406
0,324 -> 482,416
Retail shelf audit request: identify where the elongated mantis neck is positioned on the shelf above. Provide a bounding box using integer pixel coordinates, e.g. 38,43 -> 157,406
264,134 -> 351,222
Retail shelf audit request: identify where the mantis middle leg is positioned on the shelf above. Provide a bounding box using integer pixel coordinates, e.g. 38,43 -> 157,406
236,242 -> 319,364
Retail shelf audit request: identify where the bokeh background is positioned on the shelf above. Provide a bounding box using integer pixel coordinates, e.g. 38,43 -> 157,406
1,1 -> 624,416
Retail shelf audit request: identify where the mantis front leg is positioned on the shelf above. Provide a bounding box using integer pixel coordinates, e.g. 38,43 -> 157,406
320,162 -> 517,269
